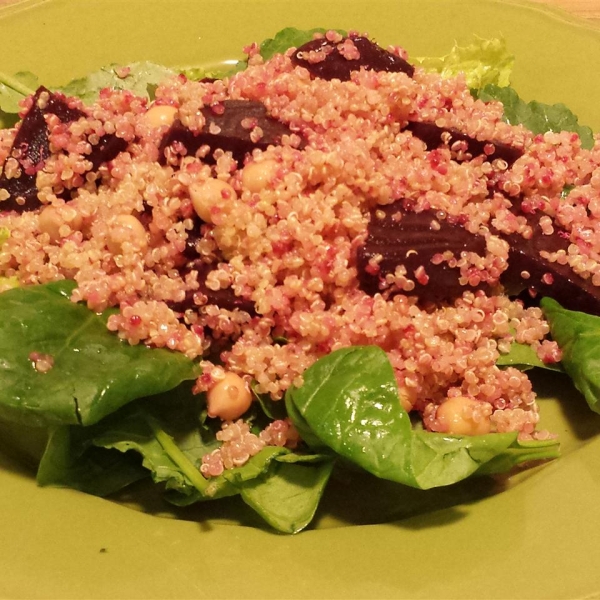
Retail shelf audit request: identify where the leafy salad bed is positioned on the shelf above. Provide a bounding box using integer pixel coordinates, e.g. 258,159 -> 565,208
1,28 -> 599,534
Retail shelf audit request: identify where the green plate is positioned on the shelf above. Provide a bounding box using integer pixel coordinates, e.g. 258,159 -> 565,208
2,0 -> 600,598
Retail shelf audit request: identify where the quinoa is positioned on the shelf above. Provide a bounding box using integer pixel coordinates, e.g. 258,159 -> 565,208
4,31 -> 594,455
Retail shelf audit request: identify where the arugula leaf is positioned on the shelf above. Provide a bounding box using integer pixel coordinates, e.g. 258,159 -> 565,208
0,280 -> 201,426
415,37 -> 514,89
541,297 -> 600,414
497,341 -> 563,372
259,27 -> 345,60
478,84 -> 594,149
287,346 -> 559,489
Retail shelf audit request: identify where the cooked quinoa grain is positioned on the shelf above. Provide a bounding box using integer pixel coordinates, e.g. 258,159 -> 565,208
6,31 -> 596,454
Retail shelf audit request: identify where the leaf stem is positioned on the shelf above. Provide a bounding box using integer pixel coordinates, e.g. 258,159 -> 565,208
145,415 -> 209,494
0,71 -> 35,97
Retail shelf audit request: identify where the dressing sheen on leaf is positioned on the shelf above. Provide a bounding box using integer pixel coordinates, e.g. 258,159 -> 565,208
0,280 -> 201,426
287,346 -> 559,489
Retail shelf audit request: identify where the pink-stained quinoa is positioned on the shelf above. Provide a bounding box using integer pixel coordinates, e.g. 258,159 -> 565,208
5,30 -> 598,465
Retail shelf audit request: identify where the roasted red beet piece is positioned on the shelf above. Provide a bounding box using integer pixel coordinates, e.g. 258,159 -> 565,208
358,199 -> 600,315
291,35 -> 414,81
357,205 -> 490,302
405,121 -> 523,166
0,87 -> 128,213
159,99 -> 301,165
498,206 -> 600,316
88,134 -> 128,171
0,87 -> 84,212
292,36 -> 415,81
170,259 -> 256,316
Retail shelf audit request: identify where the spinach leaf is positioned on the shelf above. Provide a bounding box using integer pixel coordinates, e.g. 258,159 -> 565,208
478,84 -> 594,149
239,460 -> 334,534
251,382 -> 288,421
496,341 -> 563,372
0,280 -> 200,426
287,346 -> 559,489
37,425 -> 148,496
72,385 -> 331,533
541,297 -> 600,414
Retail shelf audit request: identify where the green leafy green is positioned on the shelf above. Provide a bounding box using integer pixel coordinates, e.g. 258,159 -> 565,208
259,27 -> 345,60
541,297 -> 600,414
0,280 -> 201,426
0,71 -> 37,127
415,37 -> 514,89
37,425 -> 148,496
58,62 -> 178,104
239,460 -> 334,534
37,382 -> 333,533
287,346 -> 559,489
179,63 -> 245,82
478,84 -> 594,149
497,342 -> 563,372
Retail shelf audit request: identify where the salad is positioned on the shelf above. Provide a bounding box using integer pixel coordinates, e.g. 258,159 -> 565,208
0,27 -> 599,534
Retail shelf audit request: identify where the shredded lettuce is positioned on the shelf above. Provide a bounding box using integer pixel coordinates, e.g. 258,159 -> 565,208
414,36 -> 514,90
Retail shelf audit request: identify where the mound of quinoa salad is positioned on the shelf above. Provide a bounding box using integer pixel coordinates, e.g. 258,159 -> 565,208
0,28 -> 599,532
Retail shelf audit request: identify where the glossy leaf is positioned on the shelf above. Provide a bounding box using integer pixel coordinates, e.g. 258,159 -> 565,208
239,460 -> 334,534
287,346 -> 559,489
0,280 -> 201,426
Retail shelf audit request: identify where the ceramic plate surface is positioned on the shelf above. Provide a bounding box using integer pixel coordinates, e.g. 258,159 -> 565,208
1,1 -> 600,598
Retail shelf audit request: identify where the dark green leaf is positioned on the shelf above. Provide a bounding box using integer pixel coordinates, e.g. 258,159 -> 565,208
239,460 -> 334,534
251,382 -> 288,420
287,346 -> 559,489
541,297 -> 600,414
37,425 -> 148,496
478,84 -> 594,149
0,280 -> 201,426
496,341 -> 563,372
476,437 -> 560,475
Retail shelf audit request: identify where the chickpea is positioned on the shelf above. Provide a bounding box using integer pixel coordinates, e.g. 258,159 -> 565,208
206,372 -> 252,421
436,396 -> 492,436
38,204 -> 83,242
242,159 -> 278,193
189,178 -> 237,223
144,104 -> 178,128
106,214 -> 148,254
